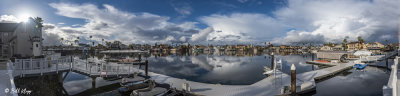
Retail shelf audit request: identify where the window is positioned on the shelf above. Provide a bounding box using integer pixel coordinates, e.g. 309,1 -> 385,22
4,33 -> 8,36
36,44 -> 38,47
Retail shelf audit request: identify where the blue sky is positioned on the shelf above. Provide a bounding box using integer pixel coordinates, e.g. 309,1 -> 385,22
0,0 -> 399,45
0,0 -> 285,28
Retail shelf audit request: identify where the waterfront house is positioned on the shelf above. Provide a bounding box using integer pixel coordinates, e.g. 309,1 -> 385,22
0,17 -> 43,58
366,42 -> 384,52
320,45 -> 332,51
347,41 -> 366,51
332,44 -> 344,51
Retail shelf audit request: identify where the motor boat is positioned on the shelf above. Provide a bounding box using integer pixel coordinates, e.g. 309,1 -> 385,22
353,64 -> 368,70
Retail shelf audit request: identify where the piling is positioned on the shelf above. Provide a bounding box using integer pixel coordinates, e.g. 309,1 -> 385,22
312,53 -> 314,61
139,54 -> 142,62
145,60 -> 148,76
271,52 -> 275,70
312,53 -> 315,70
92,77 -> 96,89
291,64 -> 296,95
386,58 -> 389,68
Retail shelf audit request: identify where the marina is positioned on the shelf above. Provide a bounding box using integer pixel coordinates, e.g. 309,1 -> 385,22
0,50 -> 395,95
0,0 -> 399,95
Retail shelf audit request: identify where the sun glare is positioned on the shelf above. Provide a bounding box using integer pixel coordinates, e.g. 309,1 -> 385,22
18,13 -> 31,22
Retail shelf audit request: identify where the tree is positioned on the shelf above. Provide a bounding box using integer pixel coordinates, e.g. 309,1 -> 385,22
102,38 -> 104,45
357,36 -> 365,49
60,38 -> 64,46
129,44 -> 133,49
357,36 -> 364,43
342,38 -> 348,50
74,40 -> 79,45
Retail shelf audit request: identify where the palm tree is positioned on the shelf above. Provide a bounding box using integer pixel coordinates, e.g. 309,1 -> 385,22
74,40 -> 79,46
89,35 -> 93,46
60,38 -> 64,46
342,38 -> 347,50
357,36 -> 365,49
102,38 -> 104,45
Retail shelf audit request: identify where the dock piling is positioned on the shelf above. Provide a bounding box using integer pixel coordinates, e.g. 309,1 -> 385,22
386,58 -> 388,68
271,52 -> 275,70
145,60 -> 148,76
291,64 -> 296,95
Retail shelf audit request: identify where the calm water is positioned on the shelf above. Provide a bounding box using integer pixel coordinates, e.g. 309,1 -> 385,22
13,52 -> 391,95
145,53 -> 318,85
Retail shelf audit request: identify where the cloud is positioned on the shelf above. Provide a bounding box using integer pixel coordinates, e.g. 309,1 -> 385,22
238,0 -> 249,3
190,27 -> 214,42
170,1 -> 193,16
199,13 -> 288,44
0,15 -> 20,23
47,3 -> 201,45
200,0 -> 400,45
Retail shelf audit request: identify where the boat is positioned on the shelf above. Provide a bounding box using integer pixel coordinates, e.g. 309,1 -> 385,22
315,60 -> 328,62
353,64 -> 368,70
118,79 -> 155,95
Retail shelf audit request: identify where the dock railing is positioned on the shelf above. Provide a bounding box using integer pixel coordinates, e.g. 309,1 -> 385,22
383,56 -> 399,96
10,56 -> 73,77
72,59 -> 141,77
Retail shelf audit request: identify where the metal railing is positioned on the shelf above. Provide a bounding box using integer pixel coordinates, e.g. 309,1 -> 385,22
10,56 -> 73,77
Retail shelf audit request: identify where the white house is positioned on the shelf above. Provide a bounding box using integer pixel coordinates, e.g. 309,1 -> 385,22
0,17 -> 43,58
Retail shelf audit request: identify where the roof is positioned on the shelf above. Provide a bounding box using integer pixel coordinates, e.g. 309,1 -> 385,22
0,23 -> 19,32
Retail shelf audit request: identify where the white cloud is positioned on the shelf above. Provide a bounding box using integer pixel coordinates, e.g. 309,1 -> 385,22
170,1 -> 193,16
190,27 -> 214,42
200,13 -> 288,44
0,15 -> 22,23
47,3 -> 201,45
200,0 -> 400,44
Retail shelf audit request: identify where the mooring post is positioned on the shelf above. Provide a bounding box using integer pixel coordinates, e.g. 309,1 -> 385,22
386,58 -> 389,68
312,53 -> 314,61
291,64 -> 296,95
30,58 -> 33,70
92,77 -> 96,89
139,54 -> 142,62
145,60 -> 148,76
271,52 -> 275,70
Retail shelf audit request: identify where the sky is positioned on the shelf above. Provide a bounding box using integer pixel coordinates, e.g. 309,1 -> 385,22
0,0 -> 399,46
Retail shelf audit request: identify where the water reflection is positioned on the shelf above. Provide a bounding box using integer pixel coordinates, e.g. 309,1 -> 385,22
141,52 -> 319,85
14,51 -> 331,95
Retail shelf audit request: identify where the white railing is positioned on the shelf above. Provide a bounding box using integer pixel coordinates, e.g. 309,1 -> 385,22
72,59 -> 141,76
11,56 -> 73,77
384,56 -> 399,96
9,55 -> 144,78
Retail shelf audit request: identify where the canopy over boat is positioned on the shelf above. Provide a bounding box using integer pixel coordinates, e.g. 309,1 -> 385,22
354,51 -> 372,56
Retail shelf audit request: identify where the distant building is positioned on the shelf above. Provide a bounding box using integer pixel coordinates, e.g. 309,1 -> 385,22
332,44 -> 344,51
347,41 -> 366,51
0,17 -> 43,58
366,42 -> 384,52
320,45 -> 332,51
